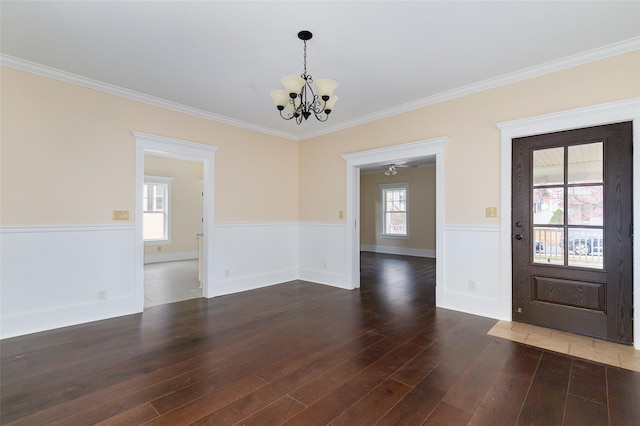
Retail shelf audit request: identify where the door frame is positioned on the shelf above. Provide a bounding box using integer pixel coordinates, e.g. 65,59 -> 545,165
343,137 -> 446,304
133,132 -> 219,311
497,97 -> 640,349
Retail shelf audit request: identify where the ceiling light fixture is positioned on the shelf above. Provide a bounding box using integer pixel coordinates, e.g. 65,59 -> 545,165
270,31 -> 338,124
384,165 -> 398,176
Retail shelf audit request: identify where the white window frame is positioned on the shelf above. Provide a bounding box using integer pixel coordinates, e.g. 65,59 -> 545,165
143,175 -> 173,244
380,182 -> 409,238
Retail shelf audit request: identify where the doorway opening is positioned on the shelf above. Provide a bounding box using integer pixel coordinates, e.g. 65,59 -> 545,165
511,123 -> 633,344
133,132 -> 218,312
143,155 -> 204,307
498,97 -> 640,349
342,137 -> 446,307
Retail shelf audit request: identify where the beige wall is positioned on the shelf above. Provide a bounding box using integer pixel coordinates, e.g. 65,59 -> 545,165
360,166 -> 435,250
0,67 -> 299,226
299,51 -> 640,224
2,52 -> 639,229
143,155 -> 203,256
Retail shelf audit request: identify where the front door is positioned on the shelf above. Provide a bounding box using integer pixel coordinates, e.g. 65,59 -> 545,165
512,122 -> 633,344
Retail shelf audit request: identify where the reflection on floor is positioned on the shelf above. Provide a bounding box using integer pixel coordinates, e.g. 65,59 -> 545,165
144,259 -> 201,308
489,320 -> 640,372
360,251 -> 436,306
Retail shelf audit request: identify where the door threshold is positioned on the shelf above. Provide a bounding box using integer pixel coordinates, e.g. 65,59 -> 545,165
488,320 -> 639,372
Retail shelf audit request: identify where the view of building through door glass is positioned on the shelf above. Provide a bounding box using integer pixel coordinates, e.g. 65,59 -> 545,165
532,142 -> 603,269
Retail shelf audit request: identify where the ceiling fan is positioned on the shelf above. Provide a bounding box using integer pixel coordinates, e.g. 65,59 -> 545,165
383,162 -> 416,176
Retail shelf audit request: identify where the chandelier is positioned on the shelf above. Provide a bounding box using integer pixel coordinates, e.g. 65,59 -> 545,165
270,31 -> 338,124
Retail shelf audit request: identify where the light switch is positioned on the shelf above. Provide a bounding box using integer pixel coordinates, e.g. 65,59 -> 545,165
485,207 -> 498,218
339,210 -> 344,219
112,210 -> 129,221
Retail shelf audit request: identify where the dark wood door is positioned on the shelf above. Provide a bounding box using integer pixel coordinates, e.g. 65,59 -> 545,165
512,122 -> 633,344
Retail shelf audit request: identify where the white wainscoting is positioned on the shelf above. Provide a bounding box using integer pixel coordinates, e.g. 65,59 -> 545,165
298,222 -> 350,289
361,245 -> 436,258
212,222 -> 299,296
1,221 -> 505,339
440,225 -> 503,319
0,225 -> 137,339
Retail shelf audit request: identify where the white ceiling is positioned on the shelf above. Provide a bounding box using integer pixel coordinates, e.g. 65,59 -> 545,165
2,1 -> 639,141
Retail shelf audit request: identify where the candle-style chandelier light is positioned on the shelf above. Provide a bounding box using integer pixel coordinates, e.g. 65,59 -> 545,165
270,31 -> 338,124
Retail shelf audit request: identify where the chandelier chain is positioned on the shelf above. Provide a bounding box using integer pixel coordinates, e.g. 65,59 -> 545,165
302,40 -> 310,82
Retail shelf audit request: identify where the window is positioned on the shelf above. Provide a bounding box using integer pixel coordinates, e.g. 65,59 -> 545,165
381,183 -> 408,236
143,176 -> 172,242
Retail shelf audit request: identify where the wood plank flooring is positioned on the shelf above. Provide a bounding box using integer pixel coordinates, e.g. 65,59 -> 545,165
2,252 -> 639,425
144,259 -> 201,308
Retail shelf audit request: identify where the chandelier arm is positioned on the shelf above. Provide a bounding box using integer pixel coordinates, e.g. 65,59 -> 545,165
278,109 -> 296,121
304,80 -> 326,115
312,109 -> 330,122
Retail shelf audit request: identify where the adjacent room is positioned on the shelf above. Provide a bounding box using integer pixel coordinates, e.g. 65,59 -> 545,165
143,154 -> 204,308
1,1 -> 639,424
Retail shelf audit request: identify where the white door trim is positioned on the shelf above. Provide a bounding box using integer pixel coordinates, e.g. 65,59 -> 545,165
497,97 -> 640,349
133,132 -> 219,310
342,138 -> 446,304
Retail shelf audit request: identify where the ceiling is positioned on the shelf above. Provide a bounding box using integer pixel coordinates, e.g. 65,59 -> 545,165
1,1 -> 639,141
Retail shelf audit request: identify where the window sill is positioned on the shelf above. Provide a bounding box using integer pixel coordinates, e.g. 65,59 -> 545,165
144,239 -> 171,245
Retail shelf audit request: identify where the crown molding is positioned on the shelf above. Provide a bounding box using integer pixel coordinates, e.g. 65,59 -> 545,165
0,54 -> 300,141
2,36 -> 638,143
298,36 -> 640,141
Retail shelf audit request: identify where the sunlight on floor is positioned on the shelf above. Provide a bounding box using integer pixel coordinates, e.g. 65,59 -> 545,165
488,320 -> 640,372
144,259 -> 201,308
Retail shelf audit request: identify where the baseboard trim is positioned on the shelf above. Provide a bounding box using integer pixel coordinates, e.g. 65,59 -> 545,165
213,268 -> 299,297
360,245 -> 436,258
1,296 -> 137,339
439,290 -> 504,321
144,251 -> 198,264
298,268 -> 351,289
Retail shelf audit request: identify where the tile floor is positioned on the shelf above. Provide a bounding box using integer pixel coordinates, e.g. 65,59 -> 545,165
144,259 -> 202,308
488,320 -> 640,372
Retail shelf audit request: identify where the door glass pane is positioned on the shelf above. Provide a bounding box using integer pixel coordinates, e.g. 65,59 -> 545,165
533,188 -> 564,225
568,186 -> 603,226
533,227 -> 564,265
567,228 -> 603,269
533,147 -> 564,186
568,142 -> 603,184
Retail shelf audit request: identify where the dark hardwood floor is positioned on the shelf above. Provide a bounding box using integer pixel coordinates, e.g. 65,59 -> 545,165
2,252 -> 639,425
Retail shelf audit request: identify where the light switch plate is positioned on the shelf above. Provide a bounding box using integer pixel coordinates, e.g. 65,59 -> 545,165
112,210 -> 129,221
485,207 -> 498,218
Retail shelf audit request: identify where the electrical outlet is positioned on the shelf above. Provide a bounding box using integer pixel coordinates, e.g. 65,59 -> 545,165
468,280 -> 477,291
97,290 -> 107,301
157,246 -> 162,252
